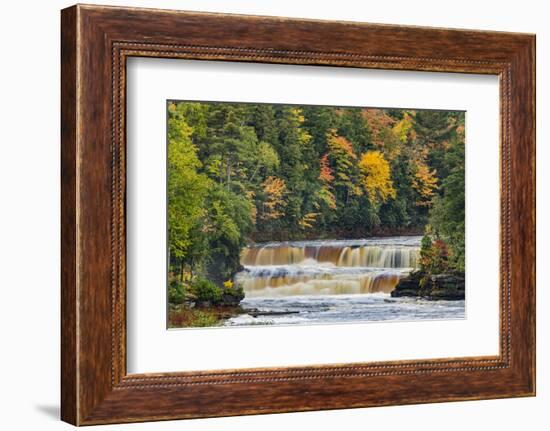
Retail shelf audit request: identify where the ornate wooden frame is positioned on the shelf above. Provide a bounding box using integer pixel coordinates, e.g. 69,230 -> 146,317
61,4 -> 535,425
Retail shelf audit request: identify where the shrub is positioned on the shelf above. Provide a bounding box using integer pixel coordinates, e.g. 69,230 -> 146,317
220,282 -> 245,306
419,231 -> 452,291
168,308 -> 220,328
168,279 -> 187,305
191,278 -> 222,304
223,284 -> 245,298
420,233 -> 450,276
191,310 -> 220,327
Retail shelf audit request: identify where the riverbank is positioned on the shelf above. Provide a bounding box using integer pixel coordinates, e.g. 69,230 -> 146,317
167,236 -> 468,328
168,303 -> 303,327
168,304 -> 246,328
250,227 -> 424,243
391,271 -> 465,300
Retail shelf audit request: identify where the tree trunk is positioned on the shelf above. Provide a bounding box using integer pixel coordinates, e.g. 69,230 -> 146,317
226,159 -> 231,190
249,163 -> 260,182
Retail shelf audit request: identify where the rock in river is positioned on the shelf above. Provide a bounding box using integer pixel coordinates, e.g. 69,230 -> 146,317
391,271 -> 465,300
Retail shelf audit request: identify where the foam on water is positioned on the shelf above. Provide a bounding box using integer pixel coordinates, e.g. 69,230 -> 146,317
236,236 -> 421,297
229,236 -> 463,326
226,294 -> 465,326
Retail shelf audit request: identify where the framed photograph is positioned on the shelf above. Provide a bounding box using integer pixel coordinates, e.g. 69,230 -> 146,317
61,4 -> 535,425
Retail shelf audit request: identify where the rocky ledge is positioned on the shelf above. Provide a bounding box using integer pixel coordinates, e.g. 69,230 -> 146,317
391,271 -> 465,300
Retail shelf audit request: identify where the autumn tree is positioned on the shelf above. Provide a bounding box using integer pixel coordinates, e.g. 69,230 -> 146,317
392,112 -> 416,144
166,101 -> 466,297
358,150 -> 396,206
317,153 -> 336,210
411,160 -> 438,206
260,176 -> 287,221
362,109 -> 401,158
326,131 -> 359,204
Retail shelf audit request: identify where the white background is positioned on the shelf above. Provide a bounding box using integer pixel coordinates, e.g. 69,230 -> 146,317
0,0 -> 547,430
127,59 -> 499,373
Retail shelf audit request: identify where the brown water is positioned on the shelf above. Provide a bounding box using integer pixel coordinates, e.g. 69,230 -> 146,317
236,236 -> 421,297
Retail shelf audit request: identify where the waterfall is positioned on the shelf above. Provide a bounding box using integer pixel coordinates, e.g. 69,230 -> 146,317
241,239 -> 420,268
236,236 -> 421,298
236,267 -> 404,297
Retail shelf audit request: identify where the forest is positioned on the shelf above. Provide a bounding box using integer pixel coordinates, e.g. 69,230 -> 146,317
167,101 -> 465,322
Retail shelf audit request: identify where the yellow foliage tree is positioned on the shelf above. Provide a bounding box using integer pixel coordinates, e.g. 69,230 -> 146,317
260,176 -> 287,220
290,107 -> 306,124
358,151 -> 396,206
298,212 -> 319,230
392,112 -> 416,144
411,161 -> 438,206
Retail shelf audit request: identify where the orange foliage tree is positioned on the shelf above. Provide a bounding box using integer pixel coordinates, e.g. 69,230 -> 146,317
317,153 -> 337,210
260,176 -> 287,220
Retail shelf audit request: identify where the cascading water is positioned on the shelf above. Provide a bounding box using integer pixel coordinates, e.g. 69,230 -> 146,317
236,236 -> 420,297
240,238 -> 420,268
228,236 -> 464,326
236,266 -> 405,297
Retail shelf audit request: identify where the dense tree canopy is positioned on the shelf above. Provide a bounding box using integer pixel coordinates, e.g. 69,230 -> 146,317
167,101 -> 466,288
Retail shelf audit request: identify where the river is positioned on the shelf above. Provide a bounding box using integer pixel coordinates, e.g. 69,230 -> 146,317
227,236 -> 465,326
